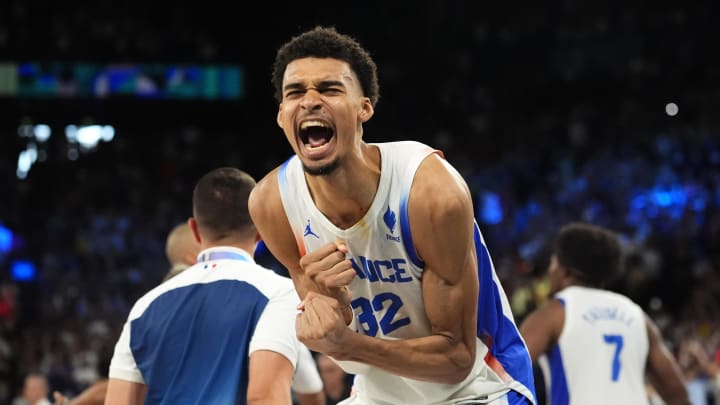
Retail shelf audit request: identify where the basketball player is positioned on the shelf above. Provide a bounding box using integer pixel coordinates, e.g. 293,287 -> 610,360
105,167 -> 304,404
519,222 -> 690,405
248,26 -> 536,404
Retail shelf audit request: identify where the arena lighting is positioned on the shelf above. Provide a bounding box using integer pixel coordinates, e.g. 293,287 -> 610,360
16,144 -> 38,179
16,122 -> 117,179
479,191 -> 504,225
33,124 -> 51,142
10,259 -> 36,282
65,124 -> 115,151
0,224 -> 12,254
16,123 -> 52,179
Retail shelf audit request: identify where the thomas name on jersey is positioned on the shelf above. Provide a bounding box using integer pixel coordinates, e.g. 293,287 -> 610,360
581,306 -> 636,327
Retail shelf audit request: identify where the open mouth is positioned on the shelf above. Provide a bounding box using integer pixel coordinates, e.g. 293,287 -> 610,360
298,120 -> 335,152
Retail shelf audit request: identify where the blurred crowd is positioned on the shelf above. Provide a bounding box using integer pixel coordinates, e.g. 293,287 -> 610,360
2,129 -> 717,404
1,1 -> 719,404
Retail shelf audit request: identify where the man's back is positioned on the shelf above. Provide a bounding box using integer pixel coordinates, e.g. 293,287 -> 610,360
108,247 -> 301,404
544,286 -> 649,405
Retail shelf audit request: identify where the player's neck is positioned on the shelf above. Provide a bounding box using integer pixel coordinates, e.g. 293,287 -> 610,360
305,143 -> 381,229
200,236 -> 256,257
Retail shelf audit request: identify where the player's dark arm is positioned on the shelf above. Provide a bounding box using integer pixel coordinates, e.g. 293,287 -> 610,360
295,391 -> 326,405
645,315 -> 691,405
519,299 -> 565,362
69,379 -> 108,405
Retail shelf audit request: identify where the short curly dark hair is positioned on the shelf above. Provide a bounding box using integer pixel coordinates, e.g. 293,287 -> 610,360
554,222 -> 623,287
271,26 -> 380,107
192,167 -> 257,241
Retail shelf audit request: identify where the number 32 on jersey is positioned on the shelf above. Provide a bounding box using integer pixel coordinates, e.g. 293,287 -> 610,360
352,293 -> 409,337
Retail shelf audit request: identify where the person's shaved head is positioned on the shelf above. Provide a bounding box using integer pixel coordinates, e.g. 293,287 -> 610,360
163,222 -> 201,281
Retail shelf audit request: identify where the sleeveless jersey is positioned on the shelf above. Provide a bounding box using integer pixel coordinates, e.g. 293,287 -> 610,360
542,286 -> 649,405
278,141 -> 536,405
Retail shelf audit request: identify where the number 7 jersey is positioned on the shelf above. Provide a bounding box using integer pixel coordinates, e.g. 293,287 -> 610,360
277,140 -> 536,405
541,286 -> 649,405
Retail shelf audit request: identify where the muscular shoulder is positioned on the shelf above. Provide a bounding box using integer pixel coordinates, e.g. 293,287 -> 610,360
407,154 -> 474,277
249,167 -> 282,224
410,154 -> 474,230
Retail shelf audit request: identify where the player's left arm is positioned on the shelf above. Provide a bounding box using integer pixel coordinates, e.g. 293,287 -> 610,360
307,154 -> 479,384
295,392 -> 327,405
65,379 -> 108,405
645,315 -> 691,405
408,153 -> 481,383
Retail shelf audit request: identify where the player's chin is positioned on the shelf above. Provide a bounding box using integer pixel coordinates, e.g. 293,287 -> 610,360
302,158 -> 340,176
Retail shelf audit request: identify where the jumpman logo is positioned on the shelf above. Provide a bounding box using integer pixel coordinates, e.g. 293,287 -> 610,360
304,220 -> 320,238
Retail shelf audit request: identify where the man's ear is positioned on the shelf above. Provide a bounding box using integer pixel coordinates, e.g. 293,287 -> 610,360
277,104 -> 284,129
558,262 -> 575,284
188,217 -> 201,244
358,99 -> 374,123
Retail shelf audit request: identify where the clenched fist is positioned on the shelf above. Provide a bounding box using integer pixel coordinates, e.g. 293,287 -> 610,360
299,240 -> 356,307
297,292 -> 350,357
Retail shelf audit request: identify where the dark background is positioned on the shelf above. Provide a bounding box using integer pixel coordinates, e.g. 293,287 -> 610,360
1,1 -> 719,403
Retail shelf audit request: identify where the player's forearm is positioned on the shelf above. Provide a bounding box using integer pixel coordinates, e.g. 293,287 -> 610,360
655,381 -> 691,405
331,331 -> 475,384
661,391 -> 692,405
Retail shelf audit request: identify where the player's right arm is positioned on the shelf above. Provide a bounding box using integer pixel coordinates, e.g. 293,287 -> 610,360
645,315 -> 691,405
519,299 -> 565,362
249,168 -> 309,297
249,169 -> 355,310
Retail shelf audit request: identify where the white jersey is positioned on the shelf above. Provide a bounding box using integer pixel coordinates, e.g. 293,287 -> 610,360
108,247 -> 302,404
278,141 -> 535,405
542,286 -> 649,405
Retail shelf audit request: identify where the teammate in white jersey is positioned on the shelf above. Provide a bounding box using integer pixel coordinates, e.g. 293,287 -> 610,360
105,167 -> 304,405
519,222 -> 690,405
249,26 -> 536,404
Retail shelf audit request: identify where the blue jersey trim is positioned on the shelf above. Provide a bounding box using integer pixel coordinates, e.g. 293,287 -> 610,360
548,344 -> 570,405
474,222 -> 537,403
399,195 -> 424,269
278,156 -> 293,190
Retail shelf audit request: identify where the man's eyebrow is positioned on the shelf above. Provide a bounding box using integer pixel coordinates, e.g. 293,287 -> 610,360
283,82 -> 305,92
283,80 -> 346,92
316,80 -> 345,88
